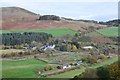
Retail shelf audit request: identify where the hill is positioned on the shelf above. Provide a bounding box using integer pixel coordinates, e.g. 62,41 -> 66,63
1,7 -> 107,33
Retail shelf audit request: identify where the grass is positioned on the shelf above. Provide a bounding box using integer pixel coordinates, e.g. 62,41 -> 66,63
97,27 -> 118,37
1,28 -> 77,37
49,56 -> 118,78
1,56 -> 118,78
1,58 -> 47,78
0,49 -> 25,54
85,31 -> 101,37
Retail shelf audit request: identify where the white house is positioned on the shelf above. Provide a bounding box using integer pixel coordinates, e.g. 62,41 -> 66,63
57,64 -> 71,69
82,46 -> 93,49
41,45 -> 55,51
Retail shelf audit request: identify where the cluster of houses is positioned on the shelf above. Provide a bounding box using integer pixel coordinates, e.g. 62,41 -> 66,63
24,45 -> 94,51
57,61 -> 83,70
24,45 -> 56,51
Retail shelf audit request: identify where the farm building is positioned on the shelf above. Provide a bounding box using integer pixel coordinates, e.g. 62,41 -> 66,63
76,61 -> 83,65
57,64 -> 71,69
41,45 -> 55,51
24,46 -> 37,50
82,46 -> 94,50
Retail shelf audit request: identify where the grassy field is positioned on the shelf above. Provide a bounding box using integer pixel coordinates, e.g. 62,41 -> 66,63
85,31 -> 101,37
0,49 -> 25,54
1,58 -> 47,78
1,28 -> 77,36
1,56 -> 118,78
49,56 -> 118,78
97,27 -> 118,37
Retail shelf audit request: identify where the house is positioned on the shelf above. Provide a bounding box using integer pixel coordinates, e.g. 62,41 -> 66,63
41,45 -> 55,51
82,46 -> 93,50
57,64 -> 71,69
24,46 -> 37,50
76,61 -> 83,65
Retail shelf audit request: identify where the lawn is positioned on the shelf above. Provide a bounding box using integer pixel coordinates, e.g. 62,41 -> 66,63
49,56 -> 118,78
1,58 -> 47,78
97,27 -> 118,37
1,28 -> 77,37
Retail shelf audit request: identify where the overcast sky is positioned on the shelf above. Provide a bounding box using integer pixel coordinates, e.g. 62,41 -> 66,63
0,0 -> 119,21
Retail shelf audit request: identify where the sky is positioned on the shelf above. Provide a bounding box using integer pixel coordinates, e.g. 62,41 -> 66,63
0,0 -> 119,21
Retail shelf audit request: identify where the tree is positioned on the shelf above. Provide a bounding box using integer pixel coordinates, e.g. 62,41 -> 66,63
2,32 -> 53,46
108,63 -> 120,79
99,54 -> 107,60
83,68 -> 98,78
71,45 -> 77,51
97,67 -> 110,78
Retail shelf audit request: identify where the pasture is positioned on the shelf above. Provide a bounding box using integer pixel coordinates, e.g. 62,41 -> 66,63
97,27 -> 118,37
0,49 -> 25,54
1,54 -> 118,78
1,28 -> 77,36
49,56 -> 118,78
2,58 -> 47,78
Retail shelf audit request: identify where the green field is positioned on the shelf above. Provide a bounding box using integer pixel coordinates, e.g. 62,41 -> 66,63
97,27 -> 118,37
85,31 -> 102,37
1,58 -> 47,78
49,56 -> 118,78
1,56 -> 118,78
1,28 -> 77,36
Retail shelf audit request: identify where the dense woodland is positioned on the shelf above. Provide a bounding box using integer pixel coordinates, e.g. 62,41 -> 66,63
38,15 -> 60,21
2,32 -> 52,46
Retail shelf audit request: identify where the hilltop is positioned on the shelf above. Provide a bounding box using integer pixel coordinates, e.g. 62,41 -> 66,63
1,7 -> 108,33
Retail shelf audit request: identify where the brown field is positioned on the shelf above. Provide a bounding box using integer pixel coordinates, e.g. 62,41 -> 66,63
1,7 -> 107,32
0,49 -> 25,54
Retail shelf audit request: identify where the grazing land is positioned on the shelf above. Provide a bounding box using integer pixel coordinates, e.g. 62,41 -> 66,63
0,49 -> 25,54
1,58 -> 47,78
1,28 -> 77,36
97,27 -> 118,37
49,56 -> 118,78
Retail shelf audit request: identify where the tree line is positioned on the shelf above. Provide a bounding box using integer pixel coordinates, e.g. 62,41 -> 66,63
2,32 -> 53,46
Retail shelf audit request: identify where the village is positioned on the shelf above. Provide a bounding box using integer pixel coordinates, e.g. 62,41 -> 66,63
1,31 -> 118,78
0,0 -> 119,78
12,41 -> 117,77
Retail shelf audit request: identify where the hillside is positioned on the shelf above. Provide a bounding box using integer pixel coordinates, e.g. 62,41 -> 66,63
1,7 -> 107,32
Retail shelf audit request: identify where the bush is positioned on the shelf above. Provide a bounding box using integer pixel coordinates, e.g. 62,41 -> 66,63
99,54 -> 107,60
44,66 -> 53,71
81,54 -> 97,64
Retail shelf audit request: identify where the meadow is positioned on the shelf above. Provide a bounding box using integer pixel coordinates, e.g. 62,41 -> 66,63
49,56 -> 118,78
0,49 -> 25,54
1,58 -> 47,78
1,56 -> 118,78
1,28 -> 77,37
97,27 -> 118,37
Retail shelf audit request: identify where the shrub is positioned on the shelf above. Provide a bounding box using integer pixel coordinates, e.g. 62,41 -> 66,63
99,54 -> 107,60
44,66 -> 53,71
